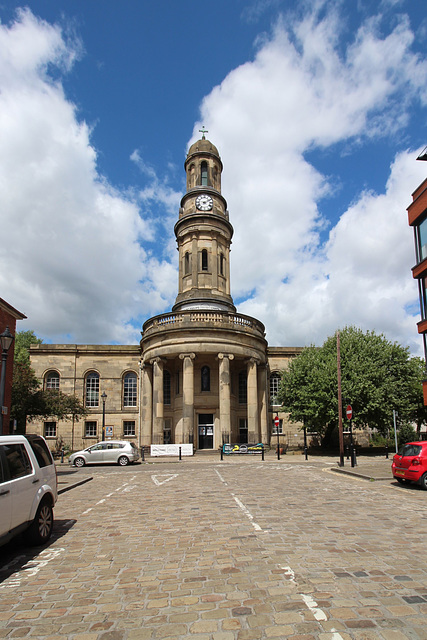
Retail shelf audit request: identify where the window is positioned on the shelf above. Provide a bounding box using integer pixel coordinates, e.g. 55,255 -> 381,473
163,370 -> 171,405
270,372 -> 281,405
238,371 -> 247,404
27,435 -> 53,467
44,422 -> 57,438
272,418 -> 283,434
184,251 -> 190,275
201,161 -> 208,186
86,372 -> 99,407
219,253 -> 225,276
239,418 -> 248,444
85,421 -> 97,437
201,366 -> 210,392
4,444 -> 32,479
201,249 -> 208,271
124,372 -> 137,407
123,421 -> 135,437
416,216 -> 427,263
45,370 -> 60,390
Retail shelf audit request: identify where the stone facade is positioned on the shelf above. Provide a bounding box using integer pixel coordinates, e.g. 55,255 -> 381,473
29,137 -> 304,452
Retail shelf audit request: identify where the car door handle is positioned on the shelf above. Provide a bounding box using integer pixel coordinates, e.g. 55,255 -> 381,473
0,489 -> 10,496
32,478 -> 40,484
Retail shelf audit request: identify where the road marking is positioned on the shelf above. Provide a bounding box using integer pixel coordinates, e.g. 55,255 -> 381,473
0,548 -> 64,590
214,469 -> 227,485
232,494 -> 262,531
151,474 -> 178,486
280,566 -> 344,637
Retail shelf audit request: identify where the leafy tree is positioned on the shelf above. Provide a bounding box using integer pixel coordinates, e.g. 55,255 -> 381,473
14,330 -> 43,365
11,330 -> 87,432
277,326 -> 427,445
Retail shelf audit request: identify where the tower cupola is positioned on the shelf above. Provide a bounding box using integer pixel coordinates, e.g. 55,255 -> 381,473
173,132 -> 235,312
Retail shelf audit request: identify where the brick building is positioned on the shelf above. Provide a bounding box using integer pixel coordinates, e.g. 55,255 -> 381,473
0,298 -> 26,434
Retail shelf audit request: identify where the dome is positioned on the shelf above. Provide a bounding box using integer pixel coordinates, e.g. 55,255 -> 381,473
187,137 -> 220,159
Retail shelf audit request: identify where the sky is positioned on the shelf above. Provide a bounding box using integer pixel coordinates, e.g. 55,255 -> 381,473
1,0 -> 427,355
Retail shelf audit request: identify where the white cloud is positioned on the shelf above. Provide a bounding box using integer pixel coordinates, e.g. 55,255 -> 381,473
192,4 -> 427,352
0,9 -> 178,344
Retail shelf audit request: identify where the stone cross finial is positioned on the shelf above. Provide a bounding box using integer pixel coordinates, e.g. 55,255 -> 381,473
199,126 -> 208,139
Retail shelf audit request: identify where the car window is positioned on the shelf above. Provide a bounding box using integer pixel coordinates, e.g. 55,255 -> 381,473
4,444 -> 33,479
26,437 -> 53,468
399,444 -> 421,457
90,444 -> 104,451
130,443 -> 137,450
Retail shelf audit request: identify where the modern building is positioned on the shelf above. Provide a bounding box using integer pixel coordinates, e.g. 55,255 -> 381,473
29,135 -> 303,451
0,298 -> 26,434
408,159 -> 427,403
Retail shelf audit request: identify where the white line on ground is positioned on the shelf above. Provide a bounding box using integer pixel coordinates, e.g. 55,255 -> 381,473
280,565 -> 344,638
214,469 -> 227,484
0,548 -> 64,590
151,474 -> 178,486
232,494 -> 262,531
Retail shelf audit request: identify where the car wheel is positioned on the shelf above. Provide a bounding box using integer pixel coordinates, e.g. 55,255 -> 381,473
420,473 -> 427,490
24,499 -> 54,546
118,456 -> 129,466
74,457 -> 85,467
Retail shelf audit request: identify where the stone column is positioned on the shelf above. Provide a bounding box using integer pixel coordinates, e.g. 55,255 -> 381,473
258,363 -> 268,444
140,362 -> 153,447
152,357 -> 164,444
180,353 -> 195,444
247,358 -> 259,443
218,353 -> 234,444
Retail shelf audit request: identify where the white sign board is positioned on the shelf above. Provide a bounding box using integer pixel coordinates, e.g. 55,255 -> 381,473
150,444 -> 193,457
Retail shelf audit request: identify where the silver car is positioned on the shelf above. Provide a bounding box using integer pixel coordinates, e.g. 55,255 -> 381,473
69,441 -> 140,467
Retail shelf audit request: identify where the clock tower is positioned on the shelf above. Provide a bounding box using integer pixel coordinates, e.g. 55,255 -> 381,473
173,132 -> 235,312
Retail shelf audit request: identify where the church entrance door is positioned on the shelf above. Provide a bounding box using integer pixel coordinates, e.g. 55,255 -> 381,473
198,414 -> 214,449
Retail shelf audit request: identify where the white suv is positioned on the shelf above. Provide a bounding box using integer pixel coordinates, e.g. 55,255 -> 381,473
0,434 -> 58,547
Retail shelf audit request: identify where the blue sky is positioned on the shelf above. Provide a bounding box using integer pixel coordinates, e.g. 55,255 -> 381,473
1,0 -> 427,354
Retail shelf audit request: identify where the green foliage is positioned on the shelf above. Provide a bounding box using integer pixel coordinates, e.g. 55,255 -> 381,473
277,326 -> 427,443
396,422 -> 417,447
14,330 -> 43,365
11,330 -> 87,431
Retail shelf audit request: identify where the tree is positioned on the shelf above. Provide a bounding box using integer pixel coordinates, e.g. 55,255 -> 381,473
11,330 -> 87,432
14,330 -> 43,365
277,326 -> 427,446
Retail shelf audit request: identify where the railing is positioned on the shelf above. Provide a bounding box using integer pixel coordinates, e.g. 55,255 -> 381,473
142,310 -> 266,339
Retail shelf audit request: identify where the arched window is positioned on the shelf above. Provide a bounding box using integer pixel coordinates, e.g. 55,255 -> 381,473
238,371 -> 247,404
270,372 -> 281,405
45,370 -> 60,390
163,370 -> 171,405
201,366 -> 210,392
184,251 -> 190,275
123,372 -> 137,407
219,253 -> 225,276
201,161 -> 208,186
201,249 -> 208,271
189,163 -> 195,188
86,371 -> 100,407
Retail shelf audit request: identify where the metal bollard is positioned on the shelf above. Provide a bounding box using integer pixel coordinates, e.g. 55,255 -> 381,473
220,447 -> 223,461
141,447 -> 145,462
60,448 -> 64,464
261,447 -> 264,461
179,446 -> 182,461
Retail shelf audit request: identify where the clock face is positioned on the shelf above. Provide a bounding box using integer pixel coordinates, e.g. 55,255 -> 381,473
195,194 -> 213,211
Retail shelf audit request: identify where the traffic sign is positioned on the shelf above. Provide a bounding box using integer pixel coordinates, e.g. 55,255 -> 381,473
274,416 -> 280,428
346,405 -> 352,420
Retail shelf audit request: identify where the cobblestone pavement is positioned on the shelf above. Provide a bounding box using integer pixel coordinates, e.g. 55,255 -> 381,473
1,456 -> 426,640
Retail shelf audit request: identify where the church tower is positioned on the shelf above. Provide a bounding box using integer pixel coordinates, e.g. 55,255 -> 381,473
173,130 -> 235,312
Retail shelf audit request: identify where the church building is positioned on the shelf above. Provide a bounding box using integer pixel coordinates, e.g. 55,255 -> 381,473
29,135 -> 302,452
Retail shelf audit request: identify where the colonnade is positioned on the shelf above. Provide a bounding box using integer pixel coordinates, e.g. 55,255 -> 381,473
140,353 -> 269,448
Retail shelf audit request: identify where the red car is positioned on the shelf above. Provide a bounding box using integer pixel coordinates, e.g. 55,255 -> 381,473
392,441 -> 427,489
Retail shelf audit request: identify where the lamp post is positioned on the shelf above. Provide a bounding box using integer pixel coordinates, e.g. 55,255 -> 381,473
101,392 -> 107,441
0,326 -> 14,435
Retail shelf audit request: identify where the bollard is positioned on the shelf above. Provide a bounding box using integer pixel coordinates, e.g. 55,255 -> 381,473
141,447 -> 145,462
220,447 -> 223,461
304,446 -> 308,461
179,446 -> 182,461
385,445 -> 389,459
61,448 -> 64,464
261,447 -> 264,461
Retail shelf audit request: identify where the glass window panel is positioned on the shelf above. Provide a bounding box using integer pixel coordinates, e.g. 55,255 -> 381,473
124,372 -> 137,407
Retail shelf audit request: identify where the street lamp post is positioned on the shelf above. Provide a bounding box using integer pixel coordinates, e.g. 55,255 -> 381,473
0,326 -> 14,435
101,392 -> 107,441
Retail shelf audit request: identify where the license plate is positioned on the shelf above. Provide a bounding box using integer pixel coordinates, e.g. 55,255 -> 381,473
395,470 -> 405,476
